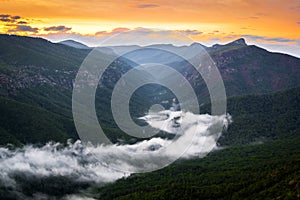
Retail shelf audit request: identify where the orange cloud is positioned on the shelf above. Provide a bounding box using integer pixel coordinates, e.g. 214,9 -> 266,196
135,4 -> 159,9
44,25 -> 72,32
0,0 -> 299,56
95,27 -> 131,36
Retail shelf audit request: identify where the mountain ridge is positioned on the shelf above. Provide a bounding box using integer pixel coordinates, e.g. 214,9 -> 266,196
0,34 -> 300,145
58,39 -> 91,49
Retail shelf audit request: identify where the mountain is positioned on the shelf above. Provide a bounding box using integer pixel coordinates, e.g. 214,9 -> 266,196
104,38 -> 300,98
0,34 -> 89,69
0,96 -> 77,145
207,39 -> 300,96
0,34 -> 300,146
0,34 -> 299,199
1,86 -> 299,199
207,86 -> 300,146
91,83 -> 300,200
0,34 -> 134,145
211,38 -> 247,49
58,39 -> 91,49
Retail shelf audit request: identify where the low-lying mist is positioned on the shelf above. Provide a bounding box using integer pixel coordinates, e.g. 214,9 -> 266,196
0,110 -> 231,199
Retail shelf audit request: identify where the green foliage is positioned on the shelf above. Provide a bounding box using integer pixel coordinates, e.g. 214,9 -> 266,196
219,87 -> 300,146
0,97 -> 77,145
94,137 -> 300,200
91,87 -> 300,199
0,35 -> 299,199
1,34 -> 300,147
0,126 -> 21,146
13,85 -> 73,118
0,34 -> 89,70
209,42 -> 246,57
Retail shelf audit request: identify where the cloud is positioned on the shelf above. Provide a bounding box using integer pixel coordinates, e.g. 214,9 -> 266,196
224,35 -> 239,39
0,14 -> 21,23
241,35 -> 295,43
0,14 -> 13,22
0,18 -> 11,22
0,14 -> 73,35
95,27 -> 130,36
97,27 -> 202,37
136,4 -> 159,8
42,28 -> 300,58
230,34 -> 300,58
8,25 -> 38,33
0,13 -> 33,34
178,29 -> 203,36
297,22 -> 300,25
290,5 -> 300,11
0,14 -> 10,18
0,110 -> 230,198
240,27 -> 256,30
11,15 -> 20,20
265,37 -> 294,43
17,21 -> 27,24
44,25 -> 72,32
87,27 -> 203,46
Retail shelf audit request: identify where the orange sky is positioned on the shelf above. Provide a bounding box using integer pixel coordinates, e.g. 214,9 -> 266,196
0,0 -> 300,56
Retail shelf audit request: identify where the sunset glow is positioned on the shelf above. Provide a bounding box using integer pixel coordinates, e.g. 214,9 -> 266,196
0,0 -> 299,56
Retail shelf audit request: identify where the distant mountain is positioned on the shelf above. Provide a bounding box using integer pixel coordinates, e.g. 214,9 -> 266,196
0,34 -> 300,145
0,35 -> 299,200
104,38 -> 300,97
58,39 -> 91,49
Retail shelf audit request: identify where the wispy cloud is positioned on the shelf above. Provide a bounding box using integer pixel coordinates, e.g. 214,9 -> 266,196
44,25 -> 72,32
0,14 -> 20,23
224,35 -> 240,39
17,21 -> 27,24
290,5 -> 300,11
100,27 -> 203,45
0,13 -> 35,34
1,12 -> 299,58
0,14 -> 10,18
11,15 -> 20,20
241,35 -> 295,43
8,25 -> 38,33
43,27 -> 204,47
0,14 -> 73,35
95,27 -> 130,36
178,29 -> 203,36
136,4 -> 159,8
234,34 -> 300,58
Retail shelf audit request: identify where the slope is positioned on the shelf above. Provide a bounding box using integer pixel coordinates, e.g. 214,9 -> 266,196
92,86 -> 300,199
95,137 -> 300,200
0,96 -> 77,145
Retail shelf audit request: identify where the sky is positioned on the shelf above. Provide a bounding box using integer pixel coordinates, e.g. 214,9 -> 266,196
0,0 -> 300,57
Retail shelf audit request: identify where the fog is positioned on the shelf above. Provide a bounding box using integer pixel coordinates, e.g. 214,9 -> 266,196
0,110 -> 230,199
